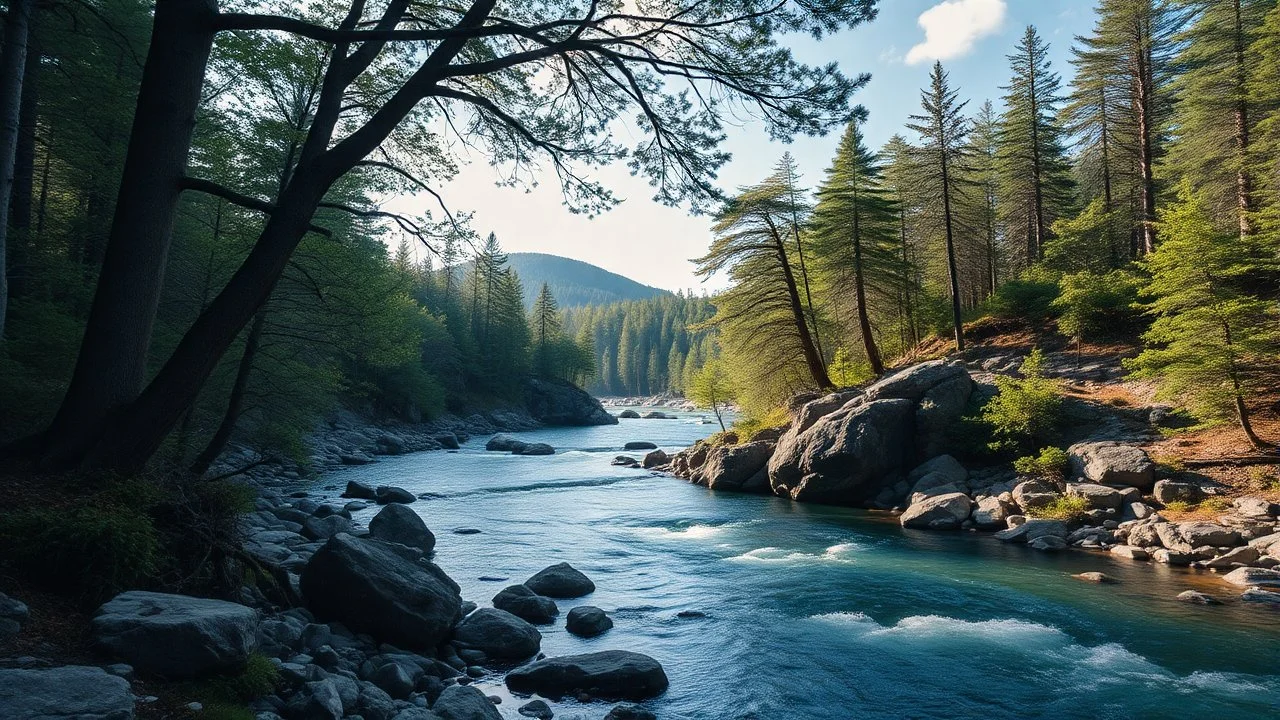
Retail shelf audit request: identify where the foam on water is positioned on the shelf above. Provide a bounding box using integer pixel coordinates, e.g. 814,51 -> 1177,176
729,543 -> 862,564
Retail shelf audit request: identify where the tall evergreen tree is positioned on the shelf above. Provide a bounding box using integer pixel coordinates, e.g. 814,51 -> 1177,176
531,282 -> 560,377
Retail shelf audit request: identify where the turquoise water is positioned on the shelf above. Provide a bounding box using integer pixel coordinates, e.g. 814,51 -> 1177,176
332,413 -> 1280,719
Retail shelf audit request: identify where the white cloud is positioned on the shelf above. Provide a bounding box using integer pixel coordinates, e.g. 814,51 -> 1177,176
904,0 -> 1007,65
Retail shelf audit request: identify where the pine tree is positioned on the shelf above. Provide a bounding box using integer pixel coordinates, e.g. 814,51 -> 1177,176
1245,2 -> 1280,240
964,102 -> 1003,295
810,119 -> 902,375
1125,186 -> 1280,449
531,282 -> 560,377
998,25 -> 1075,265
906,62 -> 970,351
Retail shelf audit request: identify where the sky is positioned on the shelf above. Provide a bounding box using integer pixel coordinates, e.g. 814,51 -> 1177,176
392,0 -> 1099,293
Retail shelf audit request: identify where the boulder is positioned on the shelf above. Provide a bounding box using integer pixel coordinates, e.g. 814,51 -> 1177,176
907,455 -> 968,486
487,434 -> 527,452
899,492 -> 973,530
1110,545 -> 1150,561
1126,523 -> 1162,547
287,679 -> 344,720
435,432 -> 461,450
1073,572 -> 1116,583
1221,567 -> 1280,588
1068,442 -> 1155,490
300,534 -> 462,648
0,666 -> 135,720
565,606 -> 613,637
611,456 -> 640,467
92,591 -> 258,678
1176,522 -> 1240,548
492,585 -> 559,624
0,592 -> 28,639
1202,546 -> 1261,569
605,705 -> 657,720
514,443 -> 556,456
910,470 -> 967,500
624,441 -> 658,451
994,518 -> 1069,543
768,398 -> 914,504
863,359 -> 969,404
505,650 -> 669,701
642,449 -> 669,469
451,608 -> 541,661
971,496 -> 1013,530
1029,535 -> 1067,551
698,442 -> 773,492
432,684 -> 502,720
1152,548 -> 1195,566
1012,479 -> 1060,512
1176,590 -> 1220,605
618,410 -> 641,419
527,377 -> 618,426
343,480 -> 378,500
1066,483 -> 1124,510
375,485 -> 416,505
642,411 -> 671,419
518,699 -> 554,719
1235,496 -> 1279,518
369,503 -> 436,554
914,372 -> 975,459
1153,479 -> 1204,505
303,514 -> 352,541
525,562 -> 595,598
1241,588 -> 1280,604
792,391 -> 861,434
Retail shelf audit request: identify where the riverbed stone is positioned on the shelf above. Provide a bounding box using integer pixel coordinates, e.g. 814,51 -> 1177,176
612,455 -> 640,467
1177,522 -> 1240,548
1066,483 -> 1125,510
1029,535 -> 1067,551
604,704 -> 657,720
1176,590 -> 1219,605
343,480 -> 378,500
375,485 -> 417,505
1110,545 -> 1150,561
518,699 -> 554,719
994,518 -> 1069,543
515,443 -> 556,456
1012,479 -> 1060,512
1241,588 -> 1280,604
431,684 -> 502,720
369,503 -> 436,554
565,606 -> 613,637
525,562 -> 595,598
1221,567 -> 1280,588
487,434 -> 527,452
618,410 -> 640,419
0,666 -> 135,720
451,608 -> 541,661
505,650 -> 669,701
1068,442 -> 1155,490
92,591 -> 258,678
698,441 -> 772,492
642,449 -> 669,468
900,492 -> 973,530
492,585 -> 558,624
1073,572 -> 1116,583
300,534 -> 462,648
1153,479 -> 1204,505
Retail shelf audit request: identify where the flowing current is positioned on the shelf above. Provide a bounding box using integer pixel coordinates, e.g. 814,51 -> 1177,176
332,410 -> 1280,719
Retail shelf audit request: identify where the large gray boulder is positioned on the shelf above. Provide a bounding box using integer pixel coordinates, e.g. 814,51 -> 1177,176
1066,483 -> 1125,510
492,584 -> 559,624
1153,479 -> 1205,504
432,685 -> 502,720
1176,522 -> 1240,547
899,492 -> 973,530
792,391 -> 861,434
0,666 -> 135,720
369,503 -> 436,554
300,534 -> 462,648
994,518 -> 1069,543
525,562 -> 595,598
864,360 -> 974,460
768,398 -> 914,504
505,650 -> 669,701
1012,479 -> 1060,512
971,496 -> 1013,530
1068,442 -> 1155,490
907,455 -> 968,486
1222,567 -> 1280,588
698,441 -> 773,493
526,377 -> 618,426
486,434 -> 526,452
451,608 -> 541,660
92,591 -> 258,678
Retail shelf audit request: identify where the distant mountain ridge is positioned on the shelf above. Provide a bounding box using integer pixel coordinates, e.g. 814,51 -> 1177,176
502,252 -> 671,308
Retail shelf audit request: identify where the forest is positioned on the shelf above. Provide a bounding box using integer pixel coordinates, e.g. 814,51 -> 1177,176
698,0 -> 1280,450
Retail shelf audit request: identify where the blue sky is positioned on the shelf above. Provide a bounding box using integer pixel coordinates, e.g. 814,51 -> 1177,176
396,1 -> 1099,292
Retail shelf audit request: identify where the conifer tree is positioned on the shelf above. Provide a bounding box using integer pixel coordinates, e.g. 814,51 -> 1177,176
531,282 -> 560,377
907,62 -> 970,351
965,102 -> 1003,294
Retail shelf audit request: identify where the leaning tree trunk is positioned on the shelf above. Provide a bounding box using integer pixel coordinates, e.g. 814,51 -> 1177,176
0,0 -> 34,341
851,205 -> 883,376
38,0 -> 218,468
765,215 -> 832,390
191,308 -> 267,475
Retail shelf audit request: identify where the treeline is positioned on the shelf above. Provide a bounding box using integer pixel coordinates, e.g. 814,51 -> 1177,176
0,0 -> 589,463
562,294 -> 717,397
705,1 -> 1280,446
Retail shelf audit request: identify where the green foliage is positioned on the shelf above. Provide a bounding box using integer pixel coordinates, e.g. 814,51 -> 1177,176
1051,269 -> 1143,342
1031,495 -> 1090,522
730,407 -> 790,441
981,349 -> 1064,452
1013,446 -> 1070,480
1162,500 -> 1193,513
689,360 -> 736,431
827,347 -> 875,387
982,268 -> 1061,323
1045,199 -> 1124,273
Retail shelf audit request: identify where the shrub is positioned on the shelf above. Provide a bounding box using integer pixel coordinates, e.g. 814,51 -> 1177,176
1031,495 -> 1090,522
202,654 -> 280,702
1051,270 -> 1144,344
983,268 -> 1061,323
731,406 -> 789,442
1162,500 -> 1192,513
981,349 -> 1064,453
1013,447 -> 1070,480
1199,497 -> 1232,513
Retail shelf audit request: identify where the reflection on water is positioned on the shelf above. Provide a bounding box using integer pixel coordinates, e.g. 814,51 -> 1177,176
327,410 -> 1280,719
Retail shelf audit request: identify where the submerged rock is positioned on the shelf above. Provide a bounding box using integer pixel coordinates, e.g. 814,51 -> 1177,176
611,455 -> 640,467
92,591 -> 258,678
505,650 -> 669,701
565,606 -> 613,637
0,666 -> 135,720
1176,590 -> 1219,605
1221,567 -> 1280,588
375,485 -> 416,505
1073,572 -> 1117,583
514,443 -> 556,456
624,441 -> 658,451
618,410 -> 641,419
526,377 -> 618,426
526,562 -> 596,598
605,704 -> 657,720
487,434 -> 527,452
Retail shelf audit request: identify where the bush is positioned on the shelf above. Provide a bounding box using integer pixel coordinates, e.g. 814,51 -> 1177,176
1162,500 -> 1192,513
1199,497 -> 1232,513
1031,495 -> 1090,522
1051,270 -> 1144,343
827,348 -> 874,387
1013,446 -> 1069,480
199,653 -> 280,702
983,268 -> 1061,323
731,406 -> 789,442
981,349 -> 1064,453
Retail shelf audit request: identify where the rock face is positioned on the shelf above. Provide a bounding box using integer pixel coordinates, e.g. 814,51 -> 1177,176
0,666 -> 135,720
1068,442 -> 1155,490
433,684 -> 503,720
565,606 -> 614,637
526,378 -> 618,426
492,584 -> 559,624
768,398 -> 914,504
899,492 -> 973,530
451,608 -> 542,661
92,591 -> 258,678
505,650 -> 669,701
368,503 -> 436,554
697,441 -> 773,493
525,562 -> 595,598
300,534 -> 462,648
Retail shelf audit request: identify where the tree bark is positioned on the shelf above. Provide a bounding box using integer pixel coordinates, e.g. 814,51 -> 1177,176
0,0 -> 33,341
849,189 -> 883,375
1133,17 -> 1158,254
940,146 -> 965,352
190,308 -> 267,475
1232,0 -> 1254,240
1028,46 -> 1045,264
39,0 -> 218,466
765,214 -> 832,389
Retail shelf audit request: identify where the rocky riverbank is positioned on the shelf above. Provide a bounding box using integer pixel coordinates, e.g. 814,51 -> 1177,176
0,479 -> 666,720
660,358 -> 1280,605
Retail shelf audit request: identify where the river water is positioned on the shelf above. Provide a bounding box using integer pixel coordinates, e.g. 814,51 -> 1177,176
333,411 -> 1280,719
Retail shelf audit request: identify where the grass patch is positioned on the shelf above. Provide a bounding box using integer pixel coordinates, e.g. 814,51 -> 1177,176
1162,500 -> 1192,513
731,406 -> 789,442
1199,497 -> 1232,513
1013,447 -> 1069,481
1030,495 -> 1090,522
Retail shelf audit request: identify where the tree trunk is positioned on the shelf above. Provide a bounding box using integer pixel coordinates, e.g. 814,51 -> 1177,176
1133,17 -> 1158,254
0,0 -> 33,341
940,149 -> 965,351
1235,394 -> 1268,451
191,308 -> 267,475
38,0 -> 218,467
1232,0 -> 1254,239
850,193 -> 883,375
7,25 -> 37,300
1028,54 -> 1045,264
765,214 -> 832,389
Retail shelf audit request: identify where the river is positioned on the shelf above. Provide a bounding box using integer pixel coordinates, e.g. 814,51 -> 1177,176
332,410 -> 1280,719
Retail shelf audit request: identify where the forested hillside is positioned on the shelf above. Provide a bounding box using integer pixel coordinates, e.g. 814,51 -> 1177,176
501,253 -> 670,308
700,3 -> 1280,452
